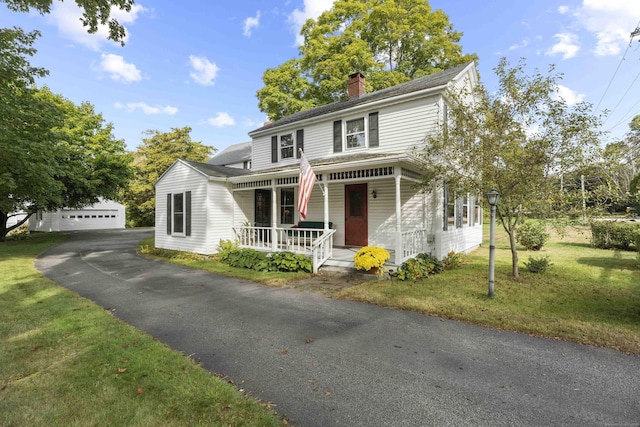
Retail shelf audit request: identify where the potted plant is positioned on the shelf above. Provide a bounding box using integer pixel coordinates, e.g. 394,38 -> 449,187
353,246 -> 390,275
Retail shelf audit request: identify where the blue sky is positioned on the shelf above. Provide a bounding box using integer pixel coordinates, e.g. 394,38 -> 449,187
3,0 -> 640,154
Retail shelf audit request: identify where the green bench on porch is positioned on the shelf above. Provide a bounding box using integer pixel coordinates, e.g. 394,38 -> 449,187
286,221 -> 334,249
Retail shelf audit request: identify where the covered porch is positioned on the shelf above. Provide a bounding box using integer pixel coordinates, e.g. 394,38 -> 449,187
228,153 -> 434,273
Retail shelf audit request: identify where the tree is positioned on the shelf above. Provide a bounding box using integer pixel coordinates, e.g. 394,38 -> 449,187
416,58 -> 603,278
2,0 -> 135,45
123,127 -> 214,227
257,0 -> 477,121
0,83 -> 132,240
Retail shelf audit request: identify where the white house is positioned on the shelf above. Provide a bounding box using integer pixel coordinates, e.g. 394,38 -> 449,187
29,198 -> 126,232
155,63 -> 483,272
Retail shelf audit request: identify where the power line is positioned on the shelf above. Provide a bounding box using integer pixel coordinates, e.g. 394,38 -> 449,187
595,20 -> 640,114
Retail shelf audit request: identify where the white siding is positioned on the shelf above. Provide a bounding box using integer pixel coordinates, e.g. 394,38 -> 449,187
205,181 -> 235,250
251,95 -> 442,171
156,162 -> 217,254
29,199 -> 125,232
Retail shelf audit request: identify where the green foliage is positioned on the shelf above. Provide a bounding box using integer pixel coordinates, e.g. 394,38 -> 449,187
523,255 -> 552,274
218,246 -> 312,273
590,221 -> 640,250
442,250 -> 465,270
417,57 -> 604,278
516,221 -> 550,251
0,29 -> 131,240
4,0 -> 135,45
394,253 -> 443,281
353,245 -> 390,272
265,251 -> 313,273
123,127 -> 214,227
5,222 -> 29,240
220,248 -> 268,270
257,0 -> 477,121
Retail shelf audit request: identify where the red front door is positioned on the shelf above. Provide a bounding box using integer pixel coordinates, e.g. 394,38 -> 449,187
345,183 -> 368,246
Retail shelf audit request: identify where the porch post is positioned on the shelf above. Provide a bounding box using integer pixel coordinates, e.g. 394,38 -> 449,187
323,180 -> 329,230
271,182 -> 277,251
395,169 -> 402,265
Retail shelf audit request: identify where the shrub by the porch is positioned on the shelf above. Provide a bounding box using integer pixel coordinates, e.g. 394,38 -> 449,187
393,253 -> 443,281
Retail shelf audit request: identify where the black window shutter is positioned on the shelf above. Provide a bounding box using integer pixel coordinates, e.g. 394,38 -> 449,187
271,136 -> 278,163
167,193 -> 172,235
185,191 -> 192,236
333,120 -> 342,153
296,129 -> 304,158
369,112 -> 379,147
442,186 -> 448,231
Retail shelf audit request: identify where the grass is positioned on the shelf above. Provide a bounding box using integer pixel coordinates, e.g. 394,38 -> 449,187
0,233 -> 281,427
336,224 -> 640,355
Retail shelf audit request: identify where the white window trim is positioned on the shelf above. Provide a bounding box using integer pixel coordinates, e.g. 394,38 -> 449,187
344,115 -> 368,151
172,192 -> 186,236
280,133 -> 294,160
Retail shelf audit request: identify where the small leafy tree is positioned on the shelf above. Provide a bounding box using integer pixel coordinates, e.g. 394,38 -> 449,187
416,58 -> 603,277
123,127 -> 214,227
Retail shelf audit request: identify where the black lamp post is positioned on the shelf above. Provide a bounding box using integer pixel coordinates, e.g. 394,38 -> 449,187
486,188 -> 500,298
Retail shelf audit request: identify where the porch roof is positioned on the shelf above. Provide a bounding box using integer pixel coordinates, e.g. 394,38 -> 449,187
228,152 -> 423,183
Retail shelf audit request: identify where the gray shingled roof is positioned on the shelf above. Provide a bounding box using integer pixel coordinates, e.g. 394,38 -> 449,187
182,159 -> 252,178
207,141 -> 251,166
250,62 -> 473,134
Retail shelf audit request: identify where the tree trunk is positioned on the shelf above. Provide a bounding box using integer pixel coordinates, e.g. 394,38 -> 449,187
0,210 -> 8,242
507,228 -> 519,278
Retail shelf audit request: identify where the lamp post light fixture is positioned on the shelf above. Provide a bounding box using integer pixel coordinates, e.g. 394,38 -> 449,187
486,188 -> 500,298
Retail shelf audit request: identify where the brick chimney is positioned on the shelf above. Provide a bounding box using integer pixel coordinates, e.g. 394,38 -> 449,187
348,72 -> 366,99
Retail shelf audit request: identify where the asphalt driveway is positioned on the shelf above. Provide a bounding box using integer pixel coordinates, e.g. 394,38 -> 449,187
35,229 -> 639,426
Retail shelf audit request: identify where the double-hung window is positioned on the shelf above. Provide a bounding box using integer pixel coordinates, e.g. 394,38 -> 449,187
346,118 -> 366,148
333,112 -> 378,153
166,191 -> 191,236
280,188 -> 294,224
280,134 -> 294,159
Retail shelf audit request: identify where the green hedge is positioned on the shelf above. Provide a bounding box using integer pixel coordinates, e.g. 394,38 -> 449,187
590,221 -> 640,250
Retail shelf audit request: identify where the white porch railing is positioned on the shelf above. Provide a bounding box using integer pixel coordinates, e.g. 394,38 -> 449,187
400,228 -> 430,263
310,229 -> 336,273
233,226 -> 336,273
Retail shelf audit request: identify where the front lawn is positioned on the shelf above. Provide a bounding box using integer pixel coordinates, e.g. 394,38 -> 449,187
0,233 -> 281,426
336,225 -> 640,354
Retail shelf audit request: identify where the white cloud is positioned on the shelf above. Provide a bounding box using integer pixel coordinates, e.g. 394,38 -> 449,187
555,85 -> 586,106
573,0 -> 640,56
208,112 -> 235,127
96,54 -> 142,83
243,11 -> 261,37
545,33 -> 580,60
558,5 -> 569,14
288,0 -> 335,45
189,55 -> 220,86
48,2 -> 146,51
114,102 -> 178,115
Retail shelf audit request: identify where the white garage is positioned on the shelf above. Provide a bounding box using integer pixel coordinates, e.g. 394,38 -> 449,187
30,199 -> 126,232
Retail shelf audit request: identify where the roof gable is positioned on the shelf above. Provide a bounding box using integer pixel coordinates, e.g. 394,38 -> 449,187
250,62 -> 475,135
155,158 -> 251,186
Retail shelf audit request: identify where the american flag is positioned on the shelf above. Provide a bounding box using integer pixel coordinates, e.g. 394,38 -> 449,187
297,151 -> 316,220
